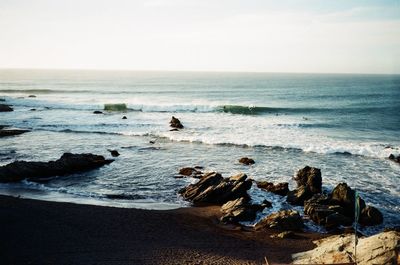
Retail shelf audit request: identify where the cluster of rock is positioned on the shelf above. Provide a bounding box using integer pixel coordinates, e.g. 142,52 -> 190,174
178,163 -> 384,232
292,231 -> 400,265
0,153 -> 114,183
256,166 -> 383,229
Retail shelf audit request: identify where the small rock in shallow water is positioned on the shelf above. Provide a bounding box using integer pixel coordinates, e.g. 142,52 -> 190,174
93,110 -> 103,114
256,181 -> 289,196
122,116 -> 127,119
107,149 -> 120,157
170,116 -> 183,129
0,129 -> 30,138
28,95 -> 36,98
238,157 -> 255,165
0,104 -> 13,112
388,154 -> 400,163
178,167 -> 202,178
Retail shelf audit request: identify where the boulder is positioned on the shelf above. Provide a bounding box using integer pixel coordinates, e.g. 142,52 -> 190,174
178,167 -> 202,178
359,206 -> 383,226
292,231 -> 400,265
286,166 -> 322,206
255,210 -> 303,231
286,186 -> 313,206
0,104 -> 13,112
0,153 -> 114,183
220,197 -> 264,223
238,157 -> 255,165
331,182 -> 366,217
0,129 -> 30,138
256,181 -> 289,196
170,116 -> 183,129
179,172 -> 252,205
294,166 -> 321,194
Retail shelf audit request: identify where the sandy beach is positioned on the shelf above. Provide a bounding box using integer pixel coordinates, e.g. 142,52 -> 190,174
0,195 -> 325,265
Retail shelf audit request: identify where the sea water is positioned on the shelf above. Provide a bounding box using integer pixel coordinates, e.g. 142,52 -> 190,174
0,69 -> 399,233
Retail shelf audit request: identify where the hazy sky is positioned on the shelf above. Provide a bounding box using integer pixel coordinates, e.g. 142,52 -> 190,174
0,0 -> 399,74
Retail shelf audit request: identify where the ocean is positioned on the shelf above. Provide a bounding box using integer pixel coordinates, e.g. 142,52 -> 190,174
1,69 -> 399,233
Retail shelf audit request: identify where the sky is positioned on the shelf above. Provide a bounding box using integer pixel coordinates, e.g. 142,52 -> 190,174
0,0 -> 399,74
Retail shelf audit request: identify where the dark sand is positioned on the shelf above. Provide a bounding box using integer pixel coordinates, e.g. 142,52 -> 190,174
0,195 -> 324,265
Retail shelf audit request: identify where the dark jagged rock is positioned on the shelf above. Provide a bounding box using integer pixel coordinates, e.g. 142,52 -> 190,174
286,166 -> 322,206
0,104 -> 13,112
93,110 -> 103,114
179,172 -> 252,205
388,154 -> 400,163
331,182 -> 366,217
107,149 -> 120,157
286,186 -> 313,206
28,95 -> 36,98
261,199 -> 273,208
122,116 -> 127,119
255,210 -> 303,231
257,181 -> 289,196
170,116 -> 183,129
0,153 -> 114,183
178,167 -> 202,178
294,166 -> 321,194
359,206 -> 383,226
220,197 -> 265,223
0,129 -> 30,138
169,128 -> 179,132
0,98 -> 5,101
238,157 -> 255,165
30,108 -> 36,111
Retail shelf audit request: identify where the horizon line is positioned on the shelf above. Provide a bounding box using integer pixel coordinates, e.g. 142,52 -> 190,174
0,67 -> 399,76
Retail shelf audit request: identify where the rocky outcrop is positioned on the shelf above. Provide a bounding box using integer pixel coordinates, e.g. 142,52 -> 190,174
238,157 -> 255,165
0,104 -> 13,112
287,166 -> 321,205
255,210 -> 303,231
179,172 -> 252,205
0,129 -> 30,137
170,116 -> 183,129
0,153 -> 114,183
304,183 -> 383,228
178,167 -> 202,178
256,181 -> 289,196
220,197 -> 266,223
292,231 -> 400,265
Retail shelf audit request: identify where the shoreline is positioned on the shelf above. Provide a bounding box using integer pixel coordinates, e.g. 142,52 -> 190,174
0,195 -> 325,265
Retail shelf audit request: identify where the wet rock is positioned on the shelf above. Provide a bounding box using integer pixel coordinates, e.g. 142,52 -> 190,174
220,197 -> 264,223
388,154 -> 400,163
0,104 -> 13,112
179,172 -> 252,205
238,157 -> 255,165
169,128 -> 179,131
270,231 -> 295,239
255,210 -> 303,231
261,199 -> 273,208
294,166 -> 322,194
28,95 -> 36,98
30,108 -> 36,111
178,167 -> 202,178
286,166 -> 322,206
107,149 -> 120,157
0,98 -> 5,101
286,186 -> 313,206
0,129 -> 30,138
359,206 -> 383,226
122,116 -> 127,119
170,116 -> 183,129
331,182 -> 366,217
0,153 -> 114,183
93,110 -> 103,114
292,231 -> 400,265
256,181 -> 289,196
